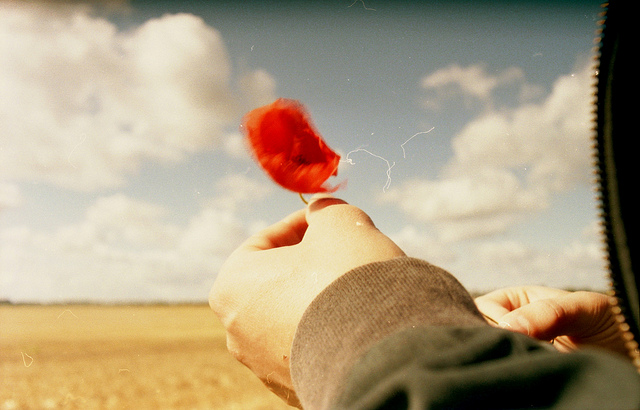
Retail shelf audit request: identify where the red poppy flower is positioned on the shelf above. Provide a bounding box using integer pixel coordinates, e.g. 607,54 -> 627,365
242,98 -> 342,194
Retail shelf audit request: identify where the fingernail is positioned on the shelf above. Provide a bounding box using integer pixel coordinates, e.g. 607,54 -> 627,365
502,316 -> 531,336
498,321 -> 512,329
309,193 -> 335,202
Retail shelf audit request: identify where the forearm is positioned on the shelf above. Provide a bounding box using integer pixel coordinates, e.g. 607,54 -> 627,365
290,257 -> 486,408
290,257 -> 640,409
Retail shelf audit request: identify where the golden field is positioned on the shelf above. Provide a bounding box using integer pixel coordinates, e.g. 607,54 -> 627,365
0,304 -> 294,409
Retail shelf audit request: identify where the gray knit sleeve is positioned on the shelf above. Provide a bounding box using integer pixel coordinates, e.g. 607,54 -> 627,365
290,257 -> 486,409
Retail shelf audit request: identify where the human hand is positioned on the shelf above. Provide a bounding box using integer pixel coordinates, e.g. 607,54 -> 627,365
475,286 -> 628,357
209,196 -> 405,407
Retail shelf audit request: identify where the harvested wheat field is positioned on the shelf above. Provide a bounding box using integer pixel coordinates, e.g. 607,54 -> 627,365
0,304 -> 295,409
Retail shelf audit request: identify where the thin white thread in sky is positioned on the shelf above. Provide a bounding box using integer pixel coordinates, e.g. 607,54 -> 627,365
344,148 -> 396,192
401,127 -> 435,159
343,128 -> 435,192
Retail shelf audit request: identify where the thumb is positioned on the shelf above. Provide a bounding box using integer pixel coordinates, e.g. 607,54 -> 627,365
306,194 -> 349,214
498,298 -> 570,340
306,195 -> 377,232
304,195 -> 405,263
498,293 -> 604,341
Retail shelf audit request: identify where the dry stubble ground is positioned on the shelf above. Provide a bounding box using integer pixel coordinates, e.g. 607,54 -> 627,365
0,304 -> 295,410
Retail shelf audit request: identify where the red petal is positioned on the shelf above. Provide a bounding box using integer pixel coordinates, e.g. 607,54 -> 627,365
242,98 -> 342,194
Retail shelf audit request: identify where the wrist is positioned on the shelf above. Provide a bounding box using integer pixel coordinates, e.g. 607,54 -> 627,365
290,257 -> 485,409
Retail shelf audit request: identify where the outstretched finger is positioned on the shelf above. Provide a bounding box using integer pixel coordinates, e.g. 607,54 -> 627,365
475,286 -> 571,324
475,290 -> 517,315
498,292 -> 609,341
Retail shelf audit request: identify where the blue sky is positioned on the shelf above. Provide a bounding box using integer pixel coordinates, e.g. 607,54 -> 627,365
0,0 -> 607,302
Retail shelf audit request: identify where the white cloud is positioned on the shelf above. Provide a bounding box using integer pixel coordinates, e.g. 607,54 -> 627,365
238,68 -> 278,111
179,207 -> 247,256
455,232 -> 608,292
221,131 -> 250,159
385,60 -> 595,242
0,3 -> 274,191
383,168 -> 546,241
0,193 -> 251,302
384,220 -> 608,293
207,172 -> 273,212
420,64 -> 529,111
388,225 -> 456,266
0,182 -> 23,210
448,62 -> 595,191
53,193 -> 181,252
0,4 -> 281,302
389,168 -> 544,222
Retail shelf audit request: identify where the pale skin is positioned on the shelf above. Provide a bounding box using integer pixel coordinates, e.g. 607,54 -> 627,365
209,196 -> 405,406
209,195 -> 628,406
475,286 -> 628,356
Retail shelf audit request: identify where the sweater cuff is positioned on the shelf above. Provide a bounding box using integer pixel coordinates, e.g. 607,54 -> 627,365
290,256 -> 486,410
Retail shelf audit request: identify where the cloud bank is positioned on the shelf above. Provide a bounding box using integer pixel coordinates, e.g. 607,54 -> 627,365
382,61 -> 605,291
0,3 -> 278,302
385,61 -> 596,242
0,3 -> 606,301
0,174 -> 273,302
0,3 -> 274,191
